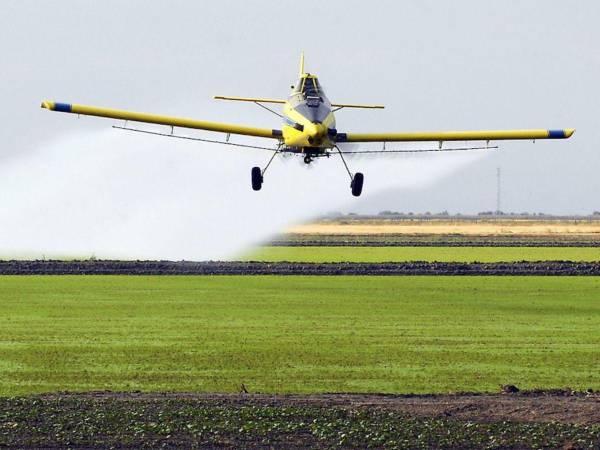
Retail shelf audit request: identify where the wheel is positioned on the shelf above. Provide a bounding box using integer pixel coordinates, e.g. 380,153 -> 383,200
251,166 -> 263,191
351,172 -> 364,197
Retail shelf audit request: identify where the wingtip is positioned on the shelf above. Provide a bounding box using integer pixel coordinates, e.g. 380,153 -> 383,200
41,101 -> 53,110
565,128 -> 576,138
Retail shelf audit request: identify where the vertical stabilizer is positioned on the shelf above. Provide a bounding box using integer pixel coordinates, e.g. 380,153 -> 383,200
299,52 -> 305,77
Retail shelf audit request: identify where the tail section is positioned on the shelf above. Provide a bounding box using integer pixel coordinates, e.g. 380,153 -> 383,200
299,52 -> 305,77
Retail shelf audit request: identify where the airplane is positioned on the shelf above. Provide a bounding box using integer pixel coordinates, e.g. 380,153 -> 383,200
41,53 -> 574,197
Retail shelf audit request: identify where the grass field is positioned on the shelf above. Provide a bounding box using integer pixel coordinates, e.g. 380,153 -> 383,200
242,246 -> 600,262
0,275 -> 599,396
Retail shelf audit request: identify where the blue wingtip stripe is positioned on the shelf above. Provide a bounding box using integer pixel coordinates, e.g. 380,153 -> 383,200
548,129 -> 566,139
54,103 -> 72,113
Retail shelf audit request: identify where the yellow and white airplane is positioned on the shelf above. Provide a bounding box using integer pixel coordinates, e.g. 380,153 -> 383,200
42,53 -> 574,196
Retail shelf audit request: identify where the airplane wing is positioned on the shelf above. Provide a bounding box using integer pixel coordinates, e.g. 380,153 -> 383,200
41,101 -> 283,140
336,128 -> 575,143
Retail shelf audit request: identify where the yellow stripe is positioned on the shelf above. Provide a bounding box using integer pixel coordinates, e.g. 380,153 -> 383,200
344,129 -> 575,142
42,101 -> 277,139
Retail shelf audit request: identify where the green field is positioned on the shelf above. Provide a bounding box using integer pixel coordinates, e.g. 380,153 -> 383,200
242,246 -> 600,262
0,276 -> 599,395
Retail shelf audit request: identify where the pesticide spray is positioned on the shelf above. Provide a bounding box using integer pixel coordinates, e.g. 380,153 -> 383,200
0,130 -> 485,260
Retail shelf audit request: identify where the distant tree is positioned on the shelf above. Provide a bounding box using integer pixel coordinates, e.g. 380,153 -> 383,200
593,211 -> 600,216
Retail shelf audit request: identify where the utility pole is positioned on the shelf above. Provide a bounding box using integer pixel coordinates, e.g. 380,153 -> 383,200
496,167 -> 501,215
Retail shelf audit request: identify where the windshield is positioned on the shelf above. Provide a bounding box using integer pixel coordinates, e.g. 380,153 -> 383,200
297,77 -> 325,97
303,78 -> 318,96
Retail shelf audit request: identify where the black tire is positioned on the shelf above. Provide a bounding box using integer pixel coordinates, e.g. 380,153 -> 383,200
351,172 -> 364,197
251,167 -> 263,191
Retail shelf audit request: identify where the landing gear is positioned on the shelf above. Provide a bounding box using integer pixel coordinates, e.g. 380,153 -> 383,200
303,155 -> 313,164
351,172 -> 364,197
334,145 -> 364,197
251,147 -> 280,192
251,166 -> 263,191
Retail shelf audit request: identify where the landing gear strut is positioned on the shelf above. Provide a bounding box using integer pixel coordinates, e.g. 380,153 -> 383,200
251,147 -> 280,191
335,146 -> 364,197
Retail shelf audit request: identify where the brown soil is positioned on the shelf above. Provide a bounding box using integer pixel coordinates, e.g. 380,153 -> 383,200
2,260 -> 600,275
41,390 -> 600,425
4,390 -> 599,448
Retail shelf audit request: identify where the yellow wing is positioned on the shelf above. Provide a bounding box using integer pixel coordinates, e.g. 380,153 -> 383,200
41,101 -> 282,140
337,128 -> 575,142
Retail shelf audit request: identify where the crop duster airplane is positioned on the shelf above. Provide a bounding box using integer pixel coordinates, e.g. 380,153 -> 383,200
42,53 -> 574,196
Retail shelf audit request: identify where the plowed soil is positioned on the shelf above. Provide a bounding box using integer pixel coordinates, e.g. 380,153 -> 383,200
2,260 -> 600,275
38,390 -> 600,425
2,390 -> 599,449
272,234 -> 600,247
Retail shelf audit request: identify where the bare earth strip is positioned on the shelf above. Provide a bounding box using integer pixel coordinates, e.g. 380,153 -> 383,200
2,391 -> 598,448
43,391 -> 600,425
3,260 -> 600,275
289,220 -> 600,236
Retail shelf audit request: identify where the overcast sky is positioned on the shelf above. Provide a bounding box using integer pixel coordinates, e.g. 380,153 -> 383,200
2,0 -> 599,215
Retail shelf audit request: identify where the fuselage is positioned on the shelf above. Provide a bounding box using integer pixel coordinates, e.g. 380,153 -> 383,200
281,74 -> 336,153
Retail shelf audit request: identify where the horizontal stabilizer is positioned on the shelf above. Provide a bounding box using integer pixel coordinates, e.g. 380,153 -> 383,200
214,96 -> 286,104
332,103 -> 385,109
214,96 -> 384,109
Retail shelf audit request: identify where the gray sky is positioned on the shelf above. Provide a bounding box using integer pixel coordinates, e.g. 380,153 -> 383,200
2,0 -> 599,215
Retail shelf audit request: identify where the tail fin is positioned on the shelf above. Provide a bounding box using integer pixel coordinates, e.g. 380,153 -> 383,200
299,52 -> 305,77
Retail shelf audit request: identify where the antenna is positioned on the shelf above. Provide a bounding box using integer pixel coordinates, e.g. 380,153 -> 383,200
299,52 -> 305,77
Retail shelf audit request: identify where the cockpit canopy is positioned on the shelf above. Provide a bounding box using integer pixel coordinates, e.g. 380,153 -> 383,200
294,75 -> 325,107
294,76 -> 325,96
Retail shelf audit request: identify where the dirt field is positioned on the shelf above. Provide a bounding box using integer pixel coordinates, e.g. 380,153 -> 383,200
2,260 -> 600,275
1,391 -> 598,449
289,219 -> 600,236
272,234 -> 600,247
41,390 -> 600,425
